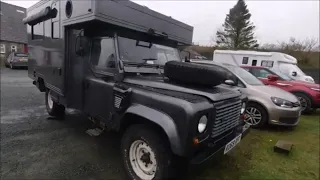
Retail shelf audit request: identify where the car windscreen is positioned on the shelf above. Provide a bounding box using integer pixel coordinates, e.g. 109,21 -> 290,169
14,53 -> 28,57
268,68 -> 293,81
228,66 -> 264,86
117,36 -> 180,66
279,62 -> 306,77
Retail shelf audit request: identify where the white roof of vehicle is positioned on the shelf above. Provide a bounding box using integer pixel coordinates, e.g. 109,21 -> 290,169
214,50 -> 272,56
214,50 -> 298,64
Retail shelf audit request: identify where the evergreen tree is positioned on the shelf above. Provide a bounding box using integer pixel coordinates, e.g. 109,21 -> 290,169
215,0 -> 259,49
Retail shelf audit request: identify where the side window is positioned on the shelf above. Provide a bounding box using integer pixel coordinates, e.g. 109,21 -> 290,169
254,69 -> 272,78
44,20 -> 51,38
52,21 -> 60,39
242,57 -> 249,64
261,60 -> 274,67
90,38 -> 116,70
32,22 -> 44,40
237,80 -> 245,88
51,0 -> 60,39
252,60 -> 257,66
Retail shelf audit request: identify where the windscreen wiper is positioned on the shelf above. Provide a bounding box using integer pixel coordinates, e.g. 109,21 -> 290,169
142,58 -> 157,61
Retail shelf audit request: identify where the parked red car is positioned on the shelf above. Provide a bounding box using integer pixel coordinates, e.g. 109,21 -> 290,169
242,66 -> 320,114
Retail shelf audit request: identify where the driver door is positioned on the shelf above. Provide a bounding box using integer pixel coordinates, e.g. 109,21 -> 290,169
84,37 -> 117,122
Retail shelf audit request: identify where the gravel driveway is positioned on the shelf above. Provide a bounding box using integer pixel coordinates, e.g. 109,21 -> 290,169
1,68 -> 125,179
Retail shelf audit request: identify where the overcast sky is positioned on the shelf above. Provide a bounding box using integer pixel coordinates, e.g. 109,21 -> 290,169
2,0 -> 319,46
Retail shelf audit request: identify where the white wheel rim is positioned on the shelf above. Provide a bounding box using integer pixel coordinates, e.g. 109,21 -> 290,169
47,91 -> 54,109
129,140 -> 157,180
244,107 -> 262,126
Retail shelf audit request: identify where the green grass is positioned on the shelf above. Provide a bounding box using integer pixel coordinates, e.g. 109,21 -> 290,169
189,111 -> 320,180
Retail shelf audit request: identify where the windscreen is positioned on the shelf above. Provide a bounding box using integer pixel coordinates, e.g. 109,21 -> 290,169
279,63 -> 306,77
118,36 -> 180,66
228,66 -> 264,86
269,69 -> 293,81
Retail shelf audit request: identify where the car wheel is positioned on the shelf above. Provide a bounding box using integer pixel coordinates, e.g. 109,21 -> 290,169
121,124 -> 180,180
294,93 -> 312,114
244,103 -> 268,128
45,89 -> 65,118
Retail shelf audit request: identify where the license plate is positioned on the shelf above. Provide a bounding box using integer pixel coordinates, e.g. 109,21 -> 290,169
20,58 -> 27,62
224,134 -> 242,154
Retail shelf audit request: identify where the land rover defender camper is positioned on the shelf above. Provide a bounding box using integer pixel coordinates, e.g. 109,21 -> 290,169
24,0 -> 250,179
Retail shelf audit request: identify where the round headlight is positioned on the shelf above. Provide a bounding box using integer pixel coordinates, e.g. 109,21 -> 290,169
241,103 -> 246,114
198,115 -> 208,133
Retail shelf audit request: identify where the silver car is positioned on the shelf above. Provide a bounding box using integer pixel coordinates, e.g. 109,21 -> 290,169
195,61 -> 301,128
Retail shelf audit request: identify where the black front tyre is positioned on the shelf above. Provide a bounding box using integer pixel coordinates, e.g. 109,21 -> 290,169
121,124 -> 180,180
45,89 -> 65,117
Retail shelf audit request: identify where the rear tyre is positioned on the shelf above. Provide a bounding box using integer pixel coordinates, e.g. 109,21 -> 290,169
45,89 -> 65,118
244,102 -> 268,128
121,124 -> 182,180
294,92 -> 312,114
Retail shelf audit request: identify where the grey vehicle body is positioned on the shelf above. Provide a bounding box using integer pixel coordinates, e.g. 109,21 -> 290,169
5,52 -> 28,69
195,61 -> 301,127
24,0 -> 249,179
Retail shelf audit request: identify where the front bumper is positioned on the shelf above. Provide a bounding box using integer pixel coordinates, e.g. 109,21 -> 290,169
268,106 -> 301,126
12,61 -> 28,67
190,123 -> 250,164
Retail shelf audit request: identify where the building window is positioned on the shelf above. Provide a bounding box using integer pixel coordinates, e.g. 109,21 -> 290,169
32,22 -> 44,40
0,44 -> 5,53
242,57 -> 249,64
261,60 -> 274,67
11,45 -> 17,52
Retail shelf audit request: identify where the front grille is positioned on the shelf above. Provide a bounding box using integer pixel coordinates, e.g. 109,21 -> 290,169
212,99 -> 242,138
114,95 -> 123,109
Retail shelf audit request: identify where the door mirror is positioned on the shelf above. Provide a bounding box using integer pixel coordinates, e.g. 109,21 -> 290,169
291,71 -> 297,77
267,74 -> 279,81
225,79 -> 236,86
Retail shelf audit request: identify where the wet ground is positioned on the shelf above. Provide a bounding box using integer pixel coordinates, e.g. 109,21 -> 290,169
1,68 -> 125,179
0,68 -> 220,180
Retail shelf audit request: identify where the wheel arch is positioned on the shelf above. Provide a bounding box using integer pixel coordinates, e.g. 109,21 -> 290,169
35,76 -> 46,92
290,90 -> 313,102
247,100 -> 269,122
121,104 -> 183,156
